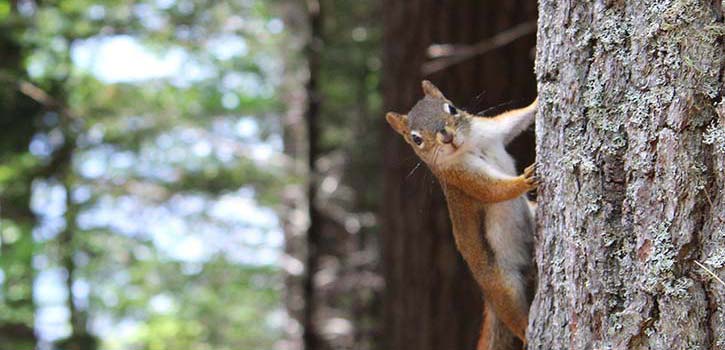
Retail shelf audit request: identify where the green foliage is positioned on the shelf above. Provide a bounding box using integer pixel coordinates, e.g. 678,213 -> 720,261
0,9 -> 43,344
128,262 -> 281,350
1,0 -> 288,348
318,0 -> 382,212
0,220 -> 36,325
0,2 -> 10,20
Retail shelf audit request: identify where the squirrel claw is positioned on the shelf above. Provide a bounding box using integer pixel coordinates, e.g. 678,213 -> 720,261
523,163 -> 539,190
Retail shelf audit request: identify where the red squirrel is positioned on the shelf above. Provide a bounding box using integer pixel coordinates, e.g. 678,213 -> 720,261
386,81 -> 537,350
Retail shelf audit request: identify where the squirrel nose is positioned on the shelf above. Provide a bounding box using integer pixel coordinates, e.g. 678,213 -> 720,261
438,128 -> 454,144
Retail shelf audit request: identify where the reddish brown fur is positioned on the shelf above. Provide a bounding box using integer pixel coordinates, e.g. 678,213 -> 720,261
386,81 -> 536,350
477,302 -> 522,350
443,185 -> 530,348
435,163 -> 536,204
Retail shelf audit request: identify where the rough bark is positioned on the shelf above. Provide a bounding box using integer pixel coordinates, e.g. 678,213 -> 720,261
530,1 -> 725,349
381,1 -> 537,350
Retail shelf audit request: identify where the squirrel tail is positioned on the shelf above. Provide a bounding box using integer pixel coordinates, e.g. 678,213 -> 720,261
476,302 -> 523,350
526,199 -> 537,219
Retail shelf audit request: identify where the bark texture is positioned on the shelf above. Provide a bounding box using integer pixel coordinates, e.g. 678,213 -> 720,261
381,1 -> 537,350
531,1 -> 725,349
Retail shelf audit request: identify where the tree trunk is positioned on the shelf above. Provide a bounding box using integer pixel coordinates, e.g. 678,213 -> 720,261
0,7 -> 40,349
381,1 -> 537,350
303,1 -> 324,349
530,1 -> 725,349
280,1 -> 386,349
56,172 -> 97,350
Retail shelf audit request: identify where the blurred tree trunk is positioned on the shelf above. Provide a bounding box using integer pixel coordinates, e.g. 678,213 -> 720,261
282,1 -> 384,349
530,1 -> 725,349
57,163 -> 97,350
303,0 -> 323,349
0,5 -> 39,349
278,1 -> 309,349
381,1 -> 536,350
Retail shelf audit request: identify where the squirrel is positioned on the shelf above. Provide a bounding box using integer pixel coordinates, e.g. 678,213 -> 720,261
385,81 -> 537,350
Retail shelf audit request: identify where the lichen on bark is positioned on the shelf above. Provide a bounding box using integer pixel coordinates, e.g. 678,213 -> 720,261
530,0 -> 725,349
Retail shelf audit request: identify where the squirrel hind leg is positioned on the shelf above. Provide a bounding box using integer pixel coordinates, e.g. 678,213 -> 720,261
477,303 -> 522,350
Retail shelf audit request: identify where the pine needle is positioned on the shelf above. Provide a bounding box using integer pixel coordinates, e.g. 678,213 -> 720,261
694,260 -> 725,287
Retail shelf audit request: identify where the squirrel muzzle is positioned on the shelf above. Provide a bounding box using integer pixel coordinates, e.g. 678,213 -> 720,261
437,127 -> 455,145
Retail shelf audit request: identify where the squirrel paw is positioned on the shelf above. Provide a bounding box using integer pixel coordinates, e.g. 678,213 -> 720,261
523,163 -> 539,190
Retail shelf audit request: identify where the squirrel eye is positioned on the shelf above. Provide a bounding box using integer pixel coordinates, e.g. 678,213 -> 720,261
410,131 -> 424,147
443,103 -> 458,116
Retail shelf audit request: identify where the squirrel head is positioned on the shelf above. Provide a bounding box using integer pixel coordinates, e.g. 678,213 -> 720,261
386,80 -> 472,171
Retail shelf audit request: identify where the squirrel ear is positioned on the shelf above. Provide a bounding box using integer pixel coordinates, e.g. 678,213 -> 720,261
385,112 -> 409,136
421,80 -> 444,99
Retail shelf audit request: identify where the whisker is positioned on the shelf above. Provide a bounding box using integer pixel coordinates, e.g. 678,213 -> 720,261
433,146 -> 442,168
467,90 -> 487,112
406,161 -> 422,179
473,90 -> 487,101
478,99 -> 517,116
430,147 -> 436,166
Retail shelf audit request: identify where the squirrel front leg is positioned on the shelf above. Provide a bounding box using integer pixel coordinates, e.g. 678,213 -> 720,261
440,163 -> 537,204
488,98 -> 537,145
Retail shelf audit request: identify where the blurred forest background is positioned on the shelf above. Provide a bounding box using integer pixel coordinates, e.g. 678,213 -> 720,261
0,0 -> 536,349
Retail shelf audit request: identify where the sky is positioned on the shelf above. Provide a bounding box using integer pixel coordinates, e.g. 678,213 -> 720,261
31,34 -> 284,348
71,35 -> 188,83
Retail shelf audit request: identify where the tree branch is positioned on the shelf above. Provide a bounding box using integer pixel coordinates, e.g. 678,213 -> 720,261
17,79 -> 78,120
422,21 -> 536,75
0,73 -> 79,120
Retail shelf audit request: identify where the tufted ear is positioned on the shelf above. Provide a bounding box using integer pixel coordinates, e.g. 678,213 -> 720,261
421,80 -> 445,99
385,112 -> 409,136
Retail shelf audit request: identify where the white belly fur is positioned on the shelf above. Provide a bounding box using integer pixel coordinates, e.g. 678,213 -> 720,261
468,122 -> 534,272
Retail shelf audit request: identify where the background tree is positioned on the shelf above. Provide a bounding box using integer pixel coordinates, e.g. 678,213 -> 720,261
7,1 -> 719,350
280,1 -> 383,349
1,1 -> 287,349
380,1 -> 537,349
530,1 -> 724,349
0,2 -> 43,348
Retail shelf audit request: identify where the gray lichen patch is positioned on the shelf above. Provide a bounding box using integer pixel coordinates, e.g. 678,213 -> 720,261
579,153 -> 599,175
531,0 -> 724,348
622,87 -> 675,130
659,0 -> 702,31
704,247 -> 725,270
642,221 -> 679,295
703,121 -> 725,154
591,5 -> 631,63
662,277 -> 693,298
583,193 -> 602,215
559,149 -> 600,176
689,161 -> 708,192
